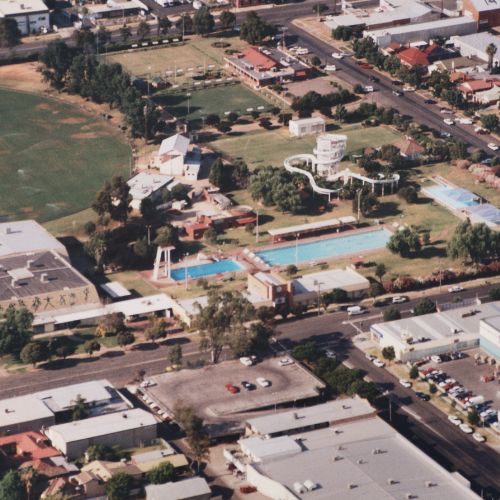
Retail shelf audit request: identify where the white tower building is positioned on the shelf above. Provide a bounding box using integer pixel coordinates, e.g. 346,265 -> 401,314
313,134 -> 347,179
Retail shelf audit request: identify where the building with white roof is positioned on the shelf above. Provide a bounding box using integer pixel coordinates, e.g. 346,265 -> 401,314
145,477 -> 211,500
154,133 -> 202,180
371,300 -> 500,362
0,220 -> 67,258
127,171 -> 173,210
452,33 -> 500,67
242,408 -> 478,499
289,117 -> 326,138
0,394 -> 55,435
0,0 -> 49,35
80,0 -> 148,20
291,268 -> 370,306
46,408 -> 157,459
245,398 -> 375,438
364,17 -> 477,48
239,436 -> 303,463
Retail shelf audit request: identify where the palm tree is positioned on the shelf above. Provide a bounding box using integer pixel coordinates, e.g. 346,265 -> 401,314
486,42 -> 497,71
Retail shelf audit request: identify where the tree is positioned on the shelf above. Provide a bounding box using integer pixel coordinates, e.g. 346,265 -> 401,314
39,40 -> 73,89
387,228 -> 421,257
292,341 -> 322,363
84,231 -> 111,271
19,466 -> 38,500
86,444 -> 128,462
83,339 -> 101,356
0,306 -> 33,358
383,307 -> 401,322
285,264 -> 298,276
375,263 -> 386,283
119,24 -> 132,42
204,227 -> 218,245
71,395 -> 89,421
194,291 -> 254,363
55,343 -> 75,360
154,224 -> 179,246
97,313 -> 126,337
0,18 -> 22,47
84,221 -> 96,236
168,344 -> 183,366
144,317 -> 166,343
105,473 -> 133,500
97,26 -> 111,47
20,341 -> 48,367
489,286 -> 500,301
176,14 -> 193,34
381,346 -> 395,362
157,16 -> 172,36
354,192 -> 379,217
429,382 -> 437,394
193,6 -> 215,35
486,42 -> 497,71
220,10 -> 236,30
311,56 -> 321,67
398,186 -> 418,204
250,321 -> 273,353
334,104 -> 347,122
239,11 -> 275,45
72,28 -> 96,53
369,282 -> 384,297
146,462 -> 176,484
117,332 -> 135,349
0,470 -> 25,500
468,407 -> 480,426
209,157 -> 233,191
92,176 -> 131,224
409,365 -> 419,380
322,288 -> 348,305
480,114 -> 499,133
137,20 -> 151,40
413,298 -> 436,316
205,113 -> 220,127
140,197 -> 157,222
216,121 -> 232,134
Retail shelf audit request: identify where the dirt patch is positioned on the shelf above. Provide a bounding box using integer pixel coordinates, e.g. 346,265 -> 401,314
0,62 -> 47,93
71,132 -> 99,139
20,207 -> 34,214
36,102 -> 52,110
60,117 -> 87,124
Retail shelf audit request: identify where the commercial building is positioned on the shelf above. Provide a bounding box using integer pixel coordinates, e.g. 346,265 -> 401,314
0,397 -> 55,436
127,171 -> 173,210
46,408 -> 157,459
0,0 -> 49,35
225,46 -> 310,87
289,117 -> 326,138
463,0 -> 500,28
80,0 -> 148,21
371,300 -> 500,362
154,133 -> 201,181
247,272 -> 288,307
238,400 -> 478,499
479,315 -> 500,361
145,477 -> 211,500
452,33 -> 500,67
364,17 -> 477,48
291,268 -> 369,306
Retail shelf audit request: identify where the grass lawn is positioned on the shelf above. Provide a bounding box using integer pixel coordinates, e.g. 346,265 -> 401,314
105,35 -> 249,80
210,124 -> 402,169
0,89 -> 130,222
153,83 -> 272,122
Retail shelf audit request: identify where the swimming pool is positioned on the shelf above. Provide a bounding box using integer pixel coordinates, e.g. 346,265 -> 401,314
255,228 -> 391,266
425,185 -> 480,210
170,259 -> 243,281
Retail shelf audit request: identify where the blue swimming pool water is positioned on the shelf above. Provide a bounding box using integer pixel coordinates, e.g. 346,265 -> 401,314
170,259 -> 243,281
255,228 -> 391,266
425,185 -> 480,210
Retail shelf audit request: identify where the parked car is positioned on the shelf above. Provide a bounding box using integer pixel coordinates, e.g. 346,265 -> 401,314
415,392 -> 430,401
399,379 -> 412,388
443,118 -> 454,125
363,85 -> 374,93
373,358 -> 385,368
369,76 -> 380,82
424,99 -> 435,104
391,80 -> 402,85
347,306 -> 365,316
448,285 -> 464,293
392,296 -> 408,304
402,86 -> 415,92
225,383 -> 239,394
240,356 -> 254,367
458,117 -> 473,125
488,143 -> 499,151
473,432 -> 486,443
332,52 -> 344,59
440,108 -> 453,114
325,64 -> 337,72
459,423 -> 474,434
278,357 -> 294,367
430,355 -> 442,364
392,90 -> 403,96
365,353 -> 376,361
325,349 -> 336,359
448,415 -> 462,426
241,381 -> 256,391
256,377 -> 271,388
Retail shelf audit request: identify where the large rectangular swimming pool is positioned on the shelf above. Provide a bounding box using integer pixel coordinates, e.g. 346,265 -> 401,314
170,259 -> 243,281
425,184 -> 480,210
255,228 -> 391,266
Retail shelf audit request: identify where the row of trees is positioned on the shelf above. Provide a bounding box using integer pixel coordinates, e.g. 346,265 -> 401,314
291,89 -> 355,118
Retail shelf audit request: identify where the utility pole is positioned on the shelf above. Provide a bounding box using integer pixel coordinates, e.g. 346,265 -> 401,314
295,233 -> 299,267
255,209 -> 259,243
184,253 -> 189,291
356,188 -> 362,223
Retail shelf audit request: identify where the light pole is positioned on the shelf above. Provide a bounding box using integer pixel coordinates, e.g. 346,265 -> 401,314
184,252 -> 189,291
314,280 -> 323,316
186,92 -> 191,116
255,209 -> 260,244
295,233 -> 299,267
356,188 -> 362,223
147,65 -> 151,96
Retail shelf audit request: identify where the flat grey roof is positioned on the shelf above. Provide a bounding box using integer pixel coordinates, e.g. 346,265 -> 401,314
453,33 -> 500,53
251,417 -> 478,499
365,16 -> 475,36
0,0 -> 48,16
0,251 -> 91,302
247,398 -> 374,436
145,477 -> 211,500
292,268 -> 369,295
0,395 -> 54,428
481,315 -> 500,331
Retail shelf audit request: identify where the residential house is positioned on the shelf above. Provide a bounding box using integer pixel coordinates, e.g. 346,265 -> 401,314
459,79 -> 496,99
394,137 -> 425,160
473,85 -> 500,104
396,47 -> 430,68
0,432 -> 60,469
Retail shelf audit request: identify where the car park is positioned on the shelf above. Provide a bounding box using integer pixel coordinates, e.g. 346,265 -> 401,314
448,285 -> 464,293
278,357 -> 294,367
373,359 -> 385,368
473,432 -> 486,443
399,379 -> 412,388
241,381 -> 256,391
448,415 -> 462,426
225,383 -> 239,394
392,296 -> 408,304
459,423 -> 474,434
415,392 -> 430,401
256,377 -> 271,387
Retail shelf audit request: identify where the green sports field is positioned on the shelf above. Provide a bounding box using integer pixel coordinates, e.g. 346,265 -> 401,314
0,89 -> 130,222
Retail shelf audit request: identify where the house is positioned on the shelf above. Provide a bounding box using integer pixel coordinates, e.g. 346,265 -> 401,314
46,408 -> 158,459
127,171 -> 173,210
289,117 -> 326,138
154,134 -> 201,180
473,85 -> 500,104
394,137 -> 425,160
0,432 -> 60,469
0,0 -> 50,35
452,33 -> 500,67
145,477 -> 211,500
396,47 -> 430,67
462,0 -> 500,28
459,79 -> 495,98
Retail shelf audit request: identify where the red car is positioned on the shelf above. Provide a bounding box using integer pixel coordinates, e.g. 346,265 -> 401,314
225,383 -> 239,394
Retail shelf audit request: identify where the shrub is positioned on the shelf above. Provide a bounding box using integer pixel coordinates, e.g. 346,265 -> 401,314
383,307 -> 401,321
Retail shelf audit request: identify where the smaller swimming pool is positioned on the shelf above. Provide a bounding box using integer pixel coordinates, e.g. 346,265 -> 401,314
425,184 -> 480,210
170,259 -> 243,281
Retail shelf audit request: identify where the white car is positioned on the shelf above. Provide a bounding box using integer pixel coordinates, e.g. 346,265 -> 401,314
399,379 -> 412,388
256,377 -> 271,387
430,355 -> 442,364
440,108 -> 453,114
402,86 -> 415,92
365,353 -> 376,361
325,349 -> 336,359
448,285 -> 464,293
240,356 -> 254,367
459,423 -> 474,434
278,357 -> 294,367
443,118 -> 454,125
347,306 -> 365,316
332,52 -> 344,59
363,85 -> 374,93
373,359 -> 385,368
488,142 -> 499,151
325,64 -> 337,72
448,415 -> 462,426
473,432 -> 486,443
296,48 -> 309,55
392,296 -> 408,304
458,118 -> 473,125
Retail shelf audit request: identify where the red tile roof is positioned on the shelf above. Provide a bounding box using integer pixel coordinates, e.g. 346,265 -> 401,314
394,138 -> 425,157
397,47 -> 430,67
459,80 -> 494,93
242,47 -> 277,70
0,432 -> 60,462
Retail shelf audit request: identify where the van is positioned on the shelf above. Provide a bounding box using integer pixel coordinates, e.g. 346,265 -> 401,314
347,306 -> 365,316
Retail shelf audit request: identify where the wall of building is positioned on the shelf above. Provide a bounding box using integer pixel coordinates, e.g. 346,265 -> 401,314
246,464 -> 299,500
0,416 -> 55,436
479,321 -> 500,360
158,156 -> 184,176
3,11 -> 50,35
